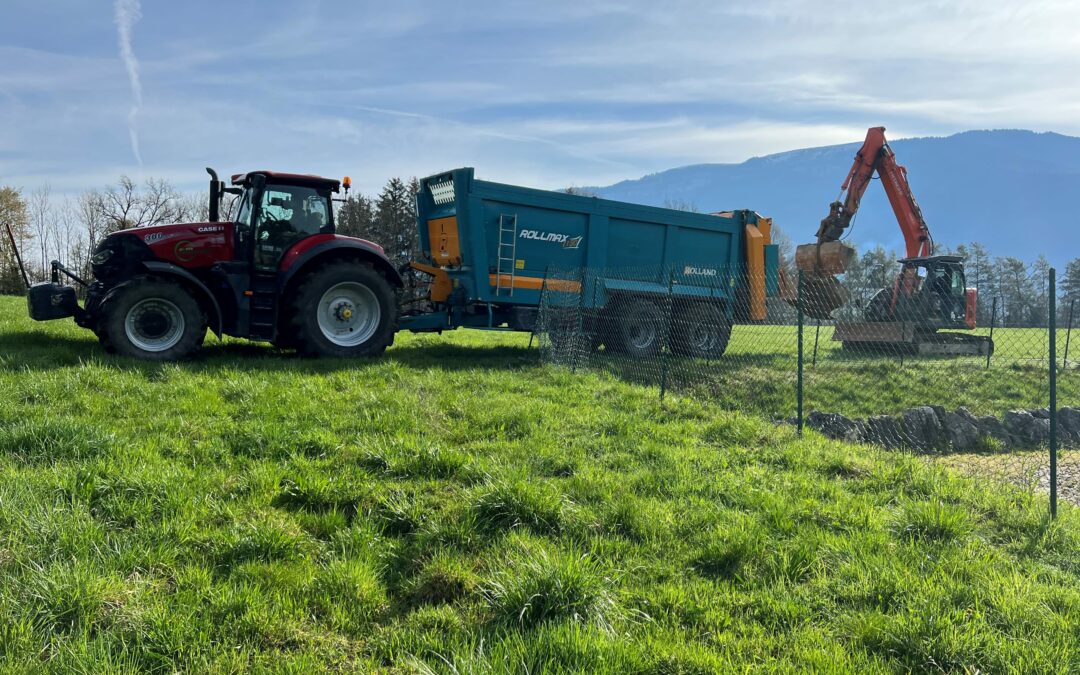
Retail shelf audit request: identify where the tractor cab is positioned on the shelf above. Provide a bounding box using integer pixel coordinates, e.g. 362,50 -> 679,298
211,170 -> 341,272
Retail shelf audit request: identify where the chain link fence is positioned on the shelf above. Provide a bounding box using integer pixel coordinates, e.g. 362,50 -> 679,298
536,261 -> 1078,516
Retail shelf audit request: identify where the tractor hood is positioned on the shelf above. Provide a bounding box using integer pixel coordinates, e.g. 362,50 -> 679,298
97,221 -> 236,272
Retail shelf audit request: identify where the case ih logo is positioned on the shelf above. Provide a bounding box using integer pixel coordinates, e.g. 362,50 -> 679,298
683,265 -> 718,277
519,230 -> 583,249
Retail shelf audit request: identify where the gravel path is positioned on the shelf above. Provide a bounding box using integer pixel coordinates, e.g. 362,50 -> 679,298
932,450 -> 1080,506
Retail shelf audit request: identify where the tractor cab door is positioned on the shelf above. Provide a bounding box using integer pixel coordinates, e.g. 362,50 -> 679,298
253,184 -> 332,271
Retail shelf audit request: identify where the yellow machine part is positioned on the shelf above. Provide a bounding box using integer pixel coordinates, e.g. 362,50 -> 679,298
410,262 -> 453,302
744,217 -> 772,321
427,216 -> 462,265
488,274 -> 581,293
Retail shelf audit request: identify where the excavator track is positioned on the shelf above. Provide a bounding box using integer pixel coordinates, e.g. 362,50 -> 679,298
835,322 -> 993,357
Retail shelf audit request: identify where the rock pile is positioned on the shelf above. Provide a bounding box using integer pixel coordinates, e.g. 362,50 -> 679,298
804,406 -> 1080,452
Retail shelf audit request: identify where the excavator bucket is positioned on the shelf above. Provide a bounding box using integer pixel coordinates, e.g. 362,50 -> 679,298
795,241 -> 855,276
781,241 -> 855,319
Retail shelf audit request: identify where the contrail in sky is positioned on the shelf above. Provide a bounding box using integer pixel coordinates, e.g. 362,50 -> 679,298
114,0 -> 143,166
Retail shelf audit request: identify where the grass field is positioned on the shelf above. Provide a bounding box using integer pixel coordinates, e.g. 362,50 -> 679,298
2,294 -> 1080,672
575,322 -> 1080,418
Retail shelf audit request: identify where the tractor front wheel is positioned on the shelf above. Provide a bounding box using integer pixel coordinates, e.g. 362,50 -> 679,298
291,261 -> 397,357
98,278 -> 207,360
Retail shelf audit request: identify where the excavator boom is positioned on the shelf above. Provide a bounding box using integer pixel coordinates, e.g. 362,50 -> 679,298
815,126 -> 932,257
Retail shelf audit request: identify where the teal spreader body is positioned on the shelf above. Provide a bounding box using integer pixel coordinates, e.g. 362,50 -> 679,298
400,167 -> 779,332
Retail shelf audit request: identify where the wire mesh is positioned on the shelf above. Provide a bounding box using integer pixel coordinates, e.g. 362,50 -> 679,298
801,261 -> 1065,500
536,260 -> 1076,510
537,263 -> 798,417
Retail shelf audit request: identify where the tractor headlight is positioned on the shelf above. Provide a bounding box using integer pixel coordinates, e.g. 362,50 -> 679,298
92,248 -> 114,265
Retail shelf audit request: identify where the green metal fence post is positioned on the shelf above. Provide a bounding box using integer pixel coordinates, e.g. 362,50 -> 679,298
1050,268 -> 1058,519
1064,298 -> 1075,369
571,268 -> 587,374
812,319 -> 821,368
528,266 -> 551,349
660,265 -> 674,401
986,296 -> 998,369
797,270 -> 805,436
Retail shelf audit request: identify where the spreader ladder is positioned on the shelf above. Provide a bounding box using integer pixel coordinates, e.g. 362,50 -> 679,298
495,214 -> 518,297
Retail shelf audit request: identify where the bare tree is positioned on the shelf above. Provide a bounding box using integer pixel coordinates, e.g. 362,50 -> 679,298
49,198 -> 78,269
138,177 -> 182,227
663,198 -> 699,212
174,192 -> 208,223
100,176 -> 139,231
76,191 -> 108,279
28,185 -> 52,277
98,175 -> 184,230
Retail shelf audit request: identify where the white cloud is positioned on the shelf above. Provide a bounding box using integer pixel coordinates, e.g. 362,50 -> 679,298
114,0 -> 143,167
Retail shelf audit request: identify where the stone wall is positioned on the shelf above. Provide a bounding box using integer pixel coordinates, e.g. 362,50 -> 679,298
803,407 -> 1080,452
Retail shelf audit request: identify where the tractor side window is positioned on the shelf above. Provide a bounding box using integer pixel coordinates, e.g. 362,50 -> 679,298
253,185 -> 330,270
235,191 -> 253,227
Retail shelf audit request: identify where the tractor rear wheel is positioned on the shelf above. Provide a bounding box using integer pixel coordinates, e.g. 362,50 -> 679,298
291,260 -> 397,357
671,303 -> 731,358
98,278 -> 207,360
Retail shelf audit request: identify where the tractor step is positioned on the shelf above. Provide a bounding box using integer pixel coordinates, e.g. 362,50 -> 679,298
248,272 -> 279,340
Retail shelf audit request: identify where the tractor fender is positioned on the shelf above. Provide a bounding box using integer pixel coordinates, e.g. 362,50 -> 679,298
138,261 -> 224,337
279,240 -> 404,293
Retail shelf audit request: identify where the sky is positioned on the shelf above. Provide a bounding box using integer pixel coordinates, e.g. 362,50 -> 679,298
1,0 -> 1079,197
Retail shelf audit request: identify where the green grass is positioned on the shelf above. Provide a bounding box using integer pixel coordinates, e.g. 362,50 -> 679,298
2,294 -> 1080,672
579,323 -> 1080,418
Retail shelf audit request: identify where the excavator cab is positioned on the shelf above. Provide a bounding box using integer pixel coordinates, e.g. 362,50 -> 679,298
869,256 -> 972,329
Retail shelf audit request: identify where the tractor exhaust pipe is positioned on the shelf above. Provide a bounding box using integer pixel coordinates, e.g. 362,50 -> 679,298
206,167 -> 223,222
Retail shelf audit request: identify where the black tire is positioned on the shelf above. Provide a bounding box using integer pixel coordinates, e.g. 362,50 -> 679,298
614,297 -> 664,358
98,278 -> 207,361
671,302 -> 731,359
290,260 -> 397,358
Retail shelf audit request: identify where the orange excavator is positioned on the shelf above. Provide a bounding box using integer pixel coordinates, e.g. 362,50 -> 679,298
795,126 -> 992,356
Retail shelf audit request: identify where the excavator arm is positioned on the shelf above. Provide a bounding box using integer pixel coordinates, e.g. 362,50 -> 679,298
815,126 -> 933,258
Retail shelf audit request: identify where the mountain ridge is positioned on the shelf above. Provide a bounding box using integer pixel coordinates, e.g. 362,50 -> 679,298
586,130 -> 1080,268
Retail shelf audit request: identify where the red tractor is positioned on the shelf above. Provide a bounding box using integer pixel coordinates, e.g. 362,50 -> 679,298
26,169 -> 401,360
